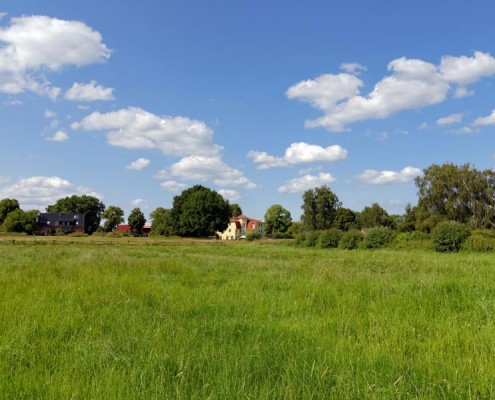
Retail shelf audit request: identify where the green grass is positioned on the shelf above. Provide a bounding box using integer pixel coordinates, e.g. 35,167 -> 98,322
1,241 -> 495,399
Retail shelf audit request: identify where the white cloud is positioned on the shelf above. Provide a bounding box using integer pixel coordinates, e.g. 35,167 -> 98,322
340,62 -> 367,75
454,86 -> 474,98
473,109 -> 495,126
160,180 -> 188,192
377,131 -> 388,141
218,189 -> 241,202
44,109 -> 56,119
287,51 -> 495,132
436,113 -> 462,126
278,172 -> 335,193
169,155 -> 257,189
0,15 -> 110,98
0,13 -> 7,21
130,198 -> 148,209
0,175 -> 10,184
0,176 -> 101,210
418,122 -> 429,129
126,158 -> 150,170
451,126 -> 475,134
46,130 -> 69,142
357,166 -> 422,184
72,107 -> 221,156
65,81 -> 115,102
248,142 -> 348,169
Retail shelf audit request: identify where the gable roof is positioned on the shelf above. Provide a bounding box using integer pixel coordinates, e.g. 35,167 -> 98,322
38,213 -> 85,227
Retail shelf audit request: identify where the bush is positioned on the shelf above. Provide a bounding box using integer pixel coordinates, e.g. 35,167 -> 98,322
462,230 -> 495,252
431,221 -> 470,252
339,230 -> 362,250
246,232 -> 262,241
304,231 -> 320,247
317,228 -> 342,248
363,227 -> 396,249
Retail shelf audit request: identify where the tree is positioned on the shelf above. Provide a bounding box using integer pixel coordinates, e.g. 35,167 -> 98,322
229,203 -> 242,218
0,198 -> 20,225
128,208 -> 146,235
301,186 -> 341,230
264,204 -> 292,236
46,195 -> 105,234
415,163 -> 495,229
2,209 -> 39,234
149,207 -> 174,236
101,206 -> 124,232
359,203 -> 394,228
333,207 -> 360,231
171,185 -> 230,237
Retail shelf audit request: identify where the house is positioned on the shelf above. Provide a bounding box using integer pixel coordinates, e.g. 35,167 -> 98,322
38,213 -> 85,235
114,224 -> 152,236
218,214 -> 264,240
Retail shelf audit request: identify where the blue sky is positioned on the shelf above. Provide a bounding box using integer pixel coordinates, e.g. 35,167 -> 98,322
1,0 -> 495,222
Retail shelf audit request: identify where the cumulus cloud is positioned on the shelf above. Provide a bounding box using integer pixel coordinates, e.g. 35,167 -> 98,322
130,198 -> 148,209
72,107 -> 221,156
0,15 -> 110,98
436,113 -> 462,126
160,180 -> 188,192
169,155 -> 257,189
340,62 -> 367,75
0,176 -> 100,210
65,81 -> 115,101
287,51 -> 495,131
278,172 -> 335,193
473,109 -> 495,126
218,189 -> 241,202
248,142 -> 348,169
357,166 -> 422,184
126,158 -> 150,170
46,130 -> 69,142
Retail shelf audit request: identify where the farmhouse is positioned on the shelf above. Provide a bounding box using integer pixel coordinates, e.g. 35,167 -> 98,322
38,213 -> 85,235
115,224 -> 152,236
218,214 -> 264,240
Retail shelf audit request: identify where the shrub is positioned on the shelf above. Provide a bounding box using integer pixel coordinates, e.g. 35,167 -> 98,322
431,221 -> 470,252
317,228 -> 342,248
462,230 -> 495,252
363,227 -> 396,249
246,232 -> 262,241
304,231 -> 320,247
339,229 -> 362,250
295,232 -> 306,245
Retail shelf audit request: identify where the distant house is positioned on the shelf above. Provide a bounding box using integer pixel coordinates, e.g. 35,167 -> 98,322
218,215 -> 264,240
115,224 -> 152,236
38,213 -> 85,235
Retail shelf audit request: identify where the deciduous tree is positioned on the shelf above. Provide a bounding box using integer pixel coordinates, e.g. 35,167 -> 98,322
264,204 -> 292,236
0,198 -> 20,225
128,208 -> 146,235
102,205 -> 124,232
301,186 -> 341,230
149,207 -> 174,236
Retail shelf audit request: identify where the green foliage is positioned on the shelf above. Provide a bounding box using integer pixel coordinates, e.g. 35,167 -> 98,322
229,203 -> 242,218
245,231 -> 262,241
461,230 -> 495,252
1,209 -> 39,234
431,221 -> 470,252
287,221 -> 302,238
303,231 -> 320,247
317,228 -> 342,248
0,198 -> 20,225
264,204 -> 292,236
333,207 -> 359,231
339,229 -> 362,250
46,195 -> 105,234
363,227 -> 396,249
359,203 -> 394,228
101,205 -> 124,232
171,185 -> 231,237
301,186 -> 341,231
149,207 -> 174,236
416,163 -> 495,229
128,208 -> 146,234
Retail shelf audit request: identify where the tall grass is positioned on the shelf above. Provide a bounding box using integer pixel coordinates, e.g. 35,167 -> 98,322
1,242 -> 495,398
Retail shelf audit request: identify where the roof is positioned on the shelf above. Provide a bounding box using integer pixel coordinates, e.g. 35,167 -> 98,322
38,213 -> 86,227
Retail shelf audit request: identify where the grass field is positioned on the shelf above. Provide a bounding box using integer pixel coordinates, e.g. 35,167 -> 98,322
1,240 -> 495,399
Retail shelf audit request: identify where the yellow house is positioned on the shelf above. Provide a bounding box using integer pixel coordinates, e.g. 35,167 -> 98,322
218,214 -> 264,240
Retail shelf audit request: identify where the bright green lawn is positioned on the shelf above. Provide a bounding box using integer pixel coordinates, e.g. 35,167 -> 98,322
1,241 -> 494,399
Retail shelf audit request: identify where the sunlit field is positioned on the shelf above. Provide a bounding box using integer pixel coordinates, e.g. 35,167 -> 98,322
1,239 -> 494,399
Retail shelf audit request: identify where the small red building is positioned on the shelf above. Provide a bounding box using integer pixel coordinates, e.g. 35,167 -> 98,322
115,224 -> 152,236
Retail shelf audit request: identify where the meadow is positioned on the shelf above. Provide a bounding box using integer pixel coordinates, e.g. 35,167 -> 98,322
1,239 -> 495,399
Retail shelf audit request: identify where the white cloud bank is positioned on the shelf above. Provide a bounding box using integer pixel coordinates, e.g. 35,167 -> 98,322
126,158 -> 150,170
65,81 -> 114,102
72,107 -> 221,156
248,142 -> 348,169
0,15 -> 110,98
278,172 -> 335,193
287,51 -> 495,131
0,176 -> 101,210
357,166 -> 422,184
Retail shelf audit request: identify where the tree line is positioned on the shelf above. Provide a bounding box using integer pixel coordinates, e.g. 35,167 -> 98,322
1,163 -> 494,237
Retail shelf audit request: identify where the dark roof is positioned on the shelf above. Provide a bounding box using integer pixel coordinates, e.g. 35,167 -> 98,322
38,213 -> 86,227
